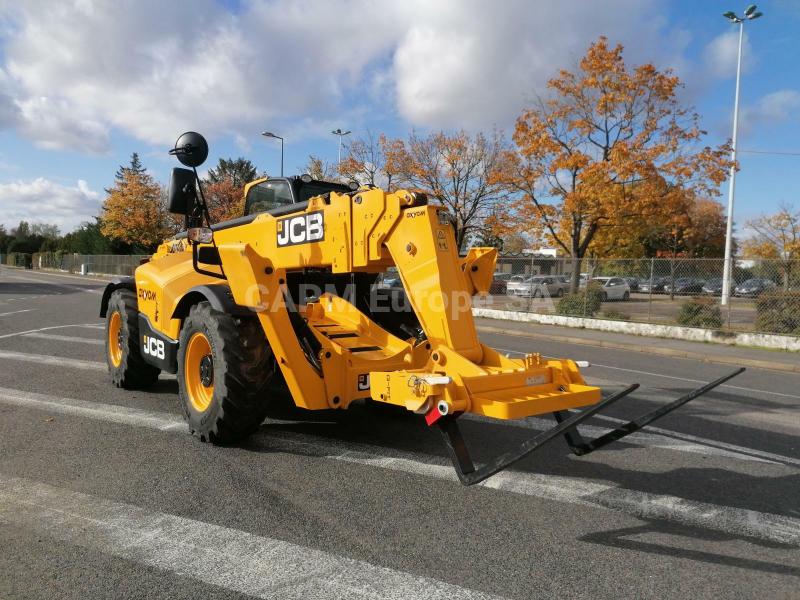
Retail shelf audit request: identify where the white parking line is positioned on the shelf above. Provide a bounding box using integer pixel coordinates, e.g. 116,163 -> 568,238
0,309 -> 35,317
0,475 -> 502,600
589,362 -> 800,400
493,346 -> 800,400
2,387 -> 798,546
0,323 -> 103,340
23,332 -> 104,346
1,272 -> 103,294
0,350 -> 104,370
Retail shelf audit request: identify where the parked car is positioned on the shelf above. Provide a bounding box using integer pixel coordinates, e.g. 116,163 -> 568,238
734,278 -> 776,297
638,277 -> 670,294
702,278 -> 724,296
513,276 -> 569,298
622,277 -> 639,292
504,275 -> 527,295
591,277 -> 630,301
664,278 -> 705,295
376,270 -> 402,289
489,275 -> 507,294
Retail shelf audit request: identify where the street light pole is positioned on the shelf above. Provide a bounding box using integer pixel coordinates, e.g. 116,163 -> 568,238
261,131 -> 284,176
331,128 -> 351,167
720,5 -> 762,306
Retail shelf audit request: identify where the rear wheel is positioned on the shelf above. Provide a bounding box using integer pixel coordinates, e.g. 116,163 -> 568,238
623,291 -> 630,301
602,292 -> 608,302
177,302 -> 275,444
556,288 -> 564,297
106,289 -> 160,389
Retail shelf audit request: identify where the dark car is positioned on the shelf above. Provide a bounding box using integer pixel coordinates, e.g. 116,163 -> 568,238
639,277 -> 670,294
664,278 -> 705,295
734,278 -> 776,297
622,277 -> 639,292
702,278 -> 724,296
489,276 -> 507,294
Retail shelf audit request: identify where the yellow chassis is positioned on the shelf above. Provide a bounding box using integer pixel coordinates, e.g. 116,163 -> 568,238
134,188 -> 602,422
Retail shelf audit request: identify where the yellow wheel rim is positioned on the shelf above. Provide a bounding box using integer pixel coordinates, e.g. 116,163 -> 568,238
108,311 -> 123,368
185,331 -> 214,412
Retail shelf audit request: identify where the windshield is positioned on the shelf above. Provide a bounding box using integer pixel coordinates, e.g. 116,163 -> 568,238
297,181 -> 351,203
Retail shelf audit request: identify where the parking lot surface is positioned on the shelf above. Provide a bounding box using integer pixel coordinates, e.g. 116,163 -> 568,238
1,268 -> 798,599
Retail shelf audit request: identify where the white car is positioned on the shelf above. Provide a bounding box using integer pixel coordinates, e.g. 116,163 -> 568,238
504,275 -> 527,295
591,277 -> 630,301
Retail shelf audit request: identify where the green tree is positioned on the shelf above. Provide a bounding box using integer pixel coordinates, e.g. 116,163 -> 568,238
59,219 -> 115,254
206,157 -> 258,188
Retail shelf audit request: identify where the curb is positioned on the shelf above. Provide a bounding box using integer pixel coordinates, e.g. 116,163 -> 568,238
476,324 -> 800,374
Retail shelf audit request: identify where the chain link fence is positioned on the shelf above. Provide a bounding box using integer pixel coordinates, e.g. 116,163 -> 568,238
480,255 -> 800,337
5,250 -> 798,337
4,252 -> 147,276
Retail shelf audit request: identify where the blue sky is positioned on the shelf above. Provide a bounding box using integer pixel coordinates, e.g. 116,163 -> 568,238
0,0 -> 797,236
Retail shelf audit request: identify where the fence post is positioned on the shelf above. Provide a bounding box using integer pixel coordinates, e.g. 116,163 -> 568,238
527,253 -> 535,313
647,257 -> 654,322
726,257 -> 733,330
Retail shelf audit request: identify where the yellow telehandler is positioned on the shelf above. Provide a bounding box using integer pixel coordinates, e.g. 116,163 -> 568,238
100,132 -> 743,485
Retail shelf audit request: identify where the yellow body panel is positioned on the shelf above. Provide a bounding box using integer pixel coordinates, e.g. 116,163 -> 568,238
135,187 -> 601,420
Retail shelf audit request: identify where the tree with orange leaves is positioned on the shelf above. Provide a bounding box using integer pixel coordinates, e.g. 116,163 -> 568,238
389,130 -> 511,249
204,178 -> 244,223
100,154 -> 172,251
507,37 -> 731,290
339,131 -> 405,191
743,204 -> 800,290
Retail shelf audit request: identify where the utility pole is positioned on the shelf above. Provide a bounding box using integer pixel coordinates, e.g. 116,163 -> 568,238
331,128 -> 351,167
720,5 -> 763,306
261,131 -> 284,176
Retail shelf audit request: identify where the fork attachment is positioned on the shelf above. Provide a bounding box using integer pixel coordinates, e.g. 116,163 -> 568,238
438,368 -> 744,486
553,367 -> 745,456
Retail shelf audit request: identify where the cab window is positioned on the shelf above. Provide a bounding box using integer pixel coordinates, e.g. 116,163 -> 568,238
244,180 -> 294,216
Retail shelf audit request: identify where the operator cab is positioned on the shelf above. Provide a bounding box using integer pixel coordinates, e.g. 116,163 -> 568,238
244,175 -> 354,216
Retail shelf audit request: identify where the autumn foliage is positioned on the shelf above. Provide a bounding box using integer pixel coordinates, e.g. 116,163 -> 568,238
503,37 -> 731,286
100,159 -> 172,251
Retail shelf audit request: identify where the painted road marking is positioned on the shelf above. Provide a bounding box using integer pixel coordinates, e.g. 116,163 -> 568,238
0,475 -> 503,600
23,332 -> 104,346
0,338 -> 791,467
0,309 -> 35,317
2,387 -> 798,546
494,346 -> 800,401
1,272 -> 103,295
0,323 -> 102,340
0,350 -> 105,371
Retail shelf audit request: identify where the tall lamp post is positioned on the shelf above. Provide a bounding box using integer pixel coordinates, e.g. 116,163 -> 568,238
261,131 -> 284,176
331,128 -> 351,167
720,5 -> 763,306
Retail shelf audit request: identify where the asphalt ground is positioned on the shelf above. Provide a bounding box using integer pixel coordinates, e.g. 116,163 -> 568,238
0,267 -> 798,600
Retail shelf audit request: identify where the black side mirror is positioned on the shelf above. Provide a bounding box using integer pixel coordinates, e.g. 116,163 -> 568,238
169,131 -> 208,168
168,167 -> 196,215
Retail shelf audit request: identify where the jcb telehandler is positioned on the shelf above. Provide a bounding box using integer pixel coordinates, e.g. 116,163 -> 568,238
100,132 -> 743,485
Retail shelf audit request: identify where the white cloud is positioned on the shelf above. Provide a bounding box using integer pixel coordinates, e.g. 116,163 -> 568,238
737,89 -> 800,137
703,30 -> 753,79
0,177 -> 101,233
0,0 -> 694,151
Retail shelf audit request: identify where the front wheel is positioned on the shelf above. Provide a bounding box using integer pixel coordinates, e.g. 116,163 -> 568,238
106,289 -> 160,389
177,302 -> 276,444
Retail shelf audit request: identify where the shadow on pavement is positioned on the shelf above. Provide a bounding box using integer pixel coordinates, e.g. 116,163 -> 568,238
580,522 -> 800,576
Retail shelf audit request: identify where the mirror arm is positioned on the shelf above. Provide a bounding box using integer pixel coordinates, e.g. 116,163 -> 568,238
189,167 -> 226,280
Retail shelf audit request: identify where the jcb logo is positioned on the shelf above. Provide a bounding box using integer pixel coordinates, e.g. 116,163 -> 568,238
277,211 -> 324,247
143,335 -> 165,360
357,373 -> 370,391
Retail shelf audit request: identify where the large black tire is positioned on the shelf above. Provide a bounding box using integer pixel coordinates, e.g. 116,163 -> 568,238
106,289 -> 160,389
177,302 -> 275,444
